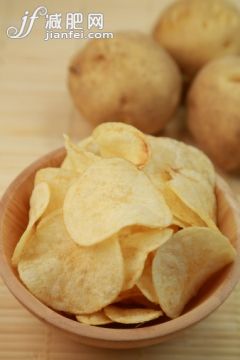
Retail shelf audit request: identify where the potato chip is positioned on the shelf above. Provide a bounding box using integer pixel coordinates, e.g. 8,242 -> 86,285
163,186 -> 206,227
104,305 -> 163,324
18,211 -> 124,314
92,122 -> 151,169
76,311 -> 112,325
64,158 -> 172,246
115,286 -> 158,308
35,167 -> 76,216
172,216 -> 189,228
115,286 -> 143,303
144,136 -> 215,191
165,172 -> 217,228
12,182 -> 50,266
120,228 -> 173,290
78,136 -> 100,155
152,227 -> 236,318
61,135 -> 99,173
137,253 -> 158,304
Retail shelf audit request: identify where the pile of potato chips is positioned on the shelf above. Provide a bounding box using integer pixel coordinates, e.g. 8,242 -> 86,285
12,122 -> 236,326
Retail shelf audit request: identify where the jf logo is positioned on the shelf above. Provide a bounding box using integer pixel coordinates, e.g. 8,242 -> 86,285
7,6 -> 48,39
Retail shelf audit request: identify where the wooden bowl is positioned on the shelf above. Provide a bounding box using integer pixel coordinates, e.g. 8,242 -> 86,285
0,148 -> 240,349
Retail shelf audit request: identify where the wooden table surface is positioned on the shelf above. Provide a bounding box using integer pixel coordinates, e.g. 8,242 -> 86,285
0,1 -> 240,359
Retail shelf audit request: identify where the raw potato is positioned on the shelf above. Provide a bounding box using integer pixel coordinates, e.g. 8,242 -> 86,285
153,0 -> 240,75
68,32 -> 182,134
187,56 -> 240,172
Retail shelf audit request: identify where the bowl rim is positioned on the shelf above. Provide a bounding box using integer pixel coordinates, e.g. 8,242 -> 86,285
0,148 -> 240,344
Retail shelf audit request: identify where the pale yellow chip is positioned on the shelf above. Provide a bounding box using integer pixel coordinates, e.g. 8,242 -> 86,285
163,186 -> 207,227
92,122 -> 151,169
120,228 -> 173,291
152,227 -> 236,318
115,286 -> 143,303
165,172 -> 217,228
78,136 -> 100,155
115,286 -> 157,308
18,211 -> 124,314
137,253 -> 158,304
61,134 -> 99,173
35,167 -> 77,216
144,136 -> 215,191
63,158 -> 172,246
172,216 -> 189,228
12,182 -> 50,266
104,305 -> 163,324
76,311 -> 112,325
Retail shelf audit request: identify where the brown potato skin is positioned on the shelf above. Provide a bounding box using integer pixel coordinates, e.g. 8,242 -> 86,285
187,56 -> 240,172
153,0 -> 240,76
68,32 -> 182,134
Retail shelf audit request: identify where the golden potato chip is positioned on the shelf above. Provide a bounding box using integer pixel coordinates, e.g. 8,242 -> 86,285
165,172 -> 217,228
18,211 -> 124,314
104,305 -> 163,324
137,253 -> 158,304
64,158 -> 172,246
92,122 -> 151,169
12,182 -> 50,266
115,286 -> 143,303
120,228 -> 173,290
144,136 -> 215,191
35,167 -> 76,215
61,135 -> 99,173
115,286 -> 158,308
76,310 -> 112,325
163,186 -> 206,227
152,227 -> 236,318
78,136 -> 100,155
172,216 -> 189,228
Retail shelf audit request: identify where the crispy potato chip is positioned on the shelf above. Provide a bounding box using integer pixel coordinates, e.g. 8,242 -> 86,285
120,228 -> 173,290
12,182 -> 50,266
18,211 -> 124,314
76,311 -> 112,325
78,136 -> 100,155
137,253 -> 158,304
165,172 -> 217,228
61,135 -> 99,173
115,286 -> 158,308
115,286 -> 143,303
64,158 -> 172,246
172,216 -> 189,228
152,227 -> 236,318
163,186 -> 207,227
144,136 -> 215,191
35,167 -> 76,215
92,122 -> 151,169
104,305 -> 163,324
